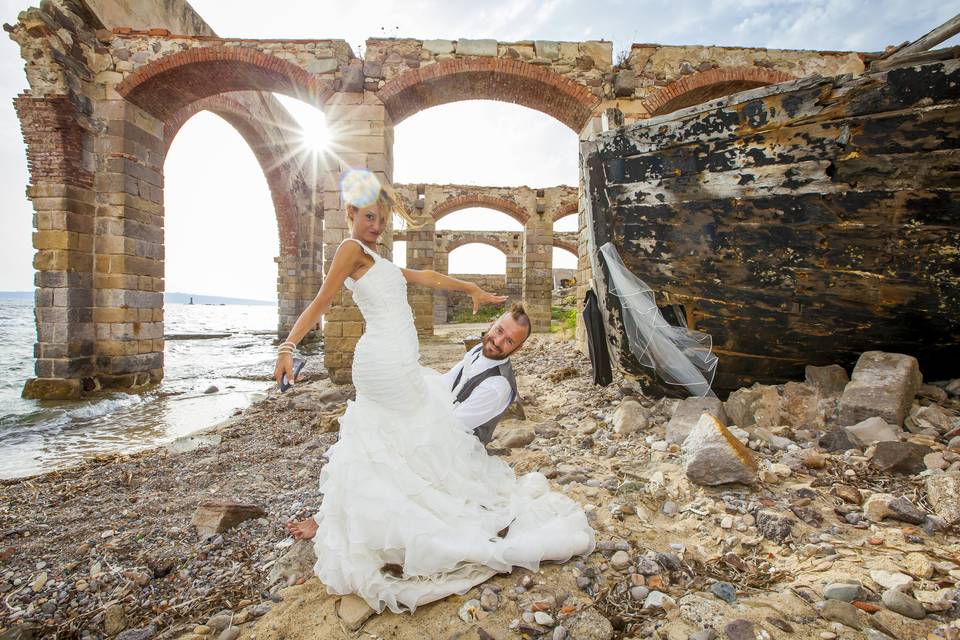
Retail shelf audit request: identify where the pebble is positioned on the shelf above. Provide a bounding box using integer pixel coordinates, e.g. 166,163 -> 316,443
689,630 -> 715,640
661,500 -> 678,515
720,515 -> 734,529
217,628 -> 240,640
881,588 -> 926,619
635,558 -> 661,575
642,590 -> 675,610
534,611 -> 555,626
609,550 -> 631,571
819,599 -> 862,629
723,619 -> 756,640
480,587 -> 499,611
629,586 -> 649,601
458,598 -> 481,623
870,570 -> 914,592
206,613 -> 233,631
824,582 -> 864,602
710,581 -> 737,603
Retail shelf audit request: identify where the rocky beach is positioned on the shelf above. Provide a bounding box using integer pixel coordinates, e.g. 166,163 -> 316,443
2,325 -> 960,640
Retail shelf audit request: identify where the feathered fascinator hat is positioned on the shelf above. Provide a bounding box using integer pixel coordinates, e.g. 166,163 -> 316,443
340,169 -> 383,208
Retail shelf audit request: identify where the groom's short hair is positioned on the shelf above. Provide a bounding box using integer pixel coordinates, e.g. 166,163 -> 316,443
507,302 -> 531,341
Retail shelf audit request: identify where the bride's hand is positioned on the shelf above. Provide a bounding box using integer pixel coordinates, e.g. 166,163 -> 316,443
274,352 -> 295,387
469,285 -> 508,314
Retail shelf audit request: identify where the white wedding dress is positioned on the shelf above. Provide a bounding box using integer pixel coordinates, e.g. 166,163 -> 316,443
310,238 -> 596,614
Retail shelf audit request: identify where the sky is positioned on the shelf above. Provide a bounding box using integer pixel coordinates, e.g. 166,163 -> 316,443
0,0 -> 957,301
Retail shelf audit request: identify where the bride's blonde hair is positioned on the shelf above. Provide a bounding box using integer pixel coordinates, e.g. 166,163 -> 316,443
343,172 -> 419,230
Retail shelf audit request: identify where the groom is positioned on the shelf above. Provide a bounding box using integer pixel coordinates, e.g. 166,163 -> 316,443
443,302 -> 531,445
287,303 -> 531,541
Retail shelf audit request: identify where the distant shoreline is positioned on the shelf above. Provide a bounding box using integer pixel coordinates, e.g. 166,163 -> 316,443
0,291 -> 276,306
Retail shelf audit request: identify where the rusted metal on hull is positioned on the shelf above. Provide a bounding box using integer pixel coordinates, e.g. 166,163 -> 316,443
583,57 -> 960,397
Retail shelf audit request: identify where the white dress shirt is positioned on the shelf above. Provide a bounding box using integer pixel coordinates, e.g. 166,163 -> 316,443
441,346 -> 514,435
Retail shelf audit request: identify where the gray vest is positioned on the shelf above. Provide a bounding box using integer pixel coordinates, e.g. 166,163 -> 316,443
451,345 -> 518,445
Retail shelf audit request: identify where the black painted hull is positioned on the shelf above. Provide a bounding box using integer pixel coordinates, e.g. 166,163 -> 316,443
582,57 -> 960,397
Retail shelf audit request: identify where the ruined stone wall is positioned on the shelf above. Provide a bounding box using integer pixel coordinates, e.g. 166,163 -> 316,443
438,274 -> 508,324
83,0 -> 215,35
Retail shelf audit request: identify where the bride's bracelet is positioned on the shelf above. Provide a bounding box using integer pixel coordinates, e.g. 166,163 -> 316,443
277,340 -> 297,357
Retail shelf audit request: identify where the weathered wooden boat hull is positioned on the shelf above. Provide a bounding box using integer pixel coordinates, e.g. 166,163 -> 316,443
583,57 -> 960,397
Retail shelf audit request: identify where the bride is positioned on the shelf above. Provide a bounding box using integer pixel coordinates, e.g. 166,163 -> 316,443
274,169 -> 596,614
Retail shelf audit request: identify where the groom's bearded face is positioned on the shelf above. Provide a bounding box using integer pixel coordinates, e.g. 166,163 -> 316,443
482,315 -> 528,359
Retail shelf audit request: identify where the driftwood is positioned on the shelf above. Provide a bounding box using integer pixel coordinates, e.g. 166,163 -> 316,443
871,13 -> 960,70
583,55 -> 960,395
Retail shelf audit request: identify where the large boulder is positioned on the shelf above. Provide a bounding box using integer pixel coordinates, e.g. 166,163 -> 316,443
665,396 -> 727,445
612,399 -> 649,435
780,382 -> 823,428
191,501 -> 266,538
724,384 -> 781,429
870,441 -> 932,474
838,352 -> 922,426
682,414 -> 758,486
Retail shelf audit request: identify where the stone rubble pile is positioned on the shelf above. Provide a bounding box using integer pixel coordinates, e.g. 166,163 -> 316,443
2,337 -> 960,640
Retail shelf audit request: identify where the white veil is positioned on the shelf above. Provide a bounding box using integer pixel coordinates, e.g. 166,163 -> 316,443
599,242 -> 718,397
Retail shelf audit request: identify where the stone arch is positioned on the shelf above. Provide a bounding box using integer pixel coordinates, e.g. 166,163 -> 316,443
643,67 -> 793,117
446,236 -> 511,257
432,195 -> 530,227
117,47 -> 335,121
378,57 -> 600,131
552,200 -> 578,223
553,238 -> 578,257
163,94 -> 302,256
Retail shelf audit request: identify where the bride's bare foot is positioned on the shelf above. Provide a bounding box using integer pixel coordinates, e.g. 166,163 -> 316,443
286,517 -> 318,540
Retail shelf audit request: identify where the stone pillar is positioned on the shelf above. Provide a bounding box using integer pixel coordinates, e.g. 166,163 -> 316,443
321,92 -> 392,384
505,245 -> 524,301
405,212 -> 435,336
522,215 -> 553,333
575,110 -> 608,351
91,99 -> 166,390
16,95 -> 97,399
433,243 -> 449,325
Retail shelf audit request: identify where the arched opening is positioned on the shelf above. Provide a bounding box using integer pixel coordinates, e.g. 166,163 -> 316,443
643,67 -> 793,117
553,212 -> 577,232
443,242 -> 508,323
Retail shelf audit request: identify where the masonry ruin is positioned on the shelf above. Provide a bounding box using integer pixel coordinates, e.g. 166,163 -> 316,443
8,0 -> 865,397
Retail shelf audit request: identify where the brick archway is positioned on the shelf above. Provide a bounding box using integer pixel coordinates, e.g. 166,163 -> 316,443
164,94 -> 302,257
432,195 -> 530,227
553,238 -> 578,257
117,47 -> 335,121
643,67 -> 793,117
552,200 -> 578,223
378,58 -> 601,131
446,237 -> 511,257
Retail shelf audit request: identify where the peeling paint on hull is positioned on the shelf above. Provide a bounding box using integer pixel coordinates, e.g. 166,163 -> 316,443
583,57 -> 960,397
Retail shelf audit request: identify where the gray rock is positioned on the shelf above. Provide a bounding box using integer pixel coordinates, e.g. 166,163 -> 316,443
643,590 -> 676,610
267,540 -> 317,586
191,501 -> 266,538
630,586 -> 649,601
422,39 -> 454,55
881,588 -> 926,619
871,441 -> 932,474
610,550 -> 631,571
203,385 -> 219,394
612,400 -> 648,435
681,414 -> 758,486
824,582 -> 864,602
710,581 -> 737,603
306,58 -> 338,74
722,619 -> 756,640
864,493 -> 927,524
564,607 -> 613,640
839,351 -> 922,426
926,474 -> 960,524
534,40 -> 559,59
656,552 -> 682,571
206,613 -> 233,632
613,69 -> 637,97
805,364 -> 849,396
819,599 -> 862,629
552,626 -> 567,640
689,630 -> 716,640
845,416 -> 901,447
635,557 -> 661,575
756,510 -> 794,544
115,627 -> 156,640
912,404 -> 956,433
217,628 -> 240,640
480,587 -> 499,611
455,39 -> 497,57
666,396 -> 728,445
819,428 -> 858,452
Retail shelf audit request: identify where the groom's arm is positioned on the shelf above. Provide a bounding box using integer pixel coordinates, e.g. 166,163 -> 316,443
452,377 -> 513,433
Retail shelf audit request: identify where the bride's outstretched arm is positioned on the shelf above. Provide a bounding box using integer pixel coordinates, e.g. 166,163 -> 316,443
273,242 -> 365,385
401,268 -> 507,313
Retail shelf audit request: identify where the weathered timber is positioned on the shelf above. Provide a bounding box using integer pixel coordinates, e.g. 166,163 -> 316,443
583,56 -> 960,396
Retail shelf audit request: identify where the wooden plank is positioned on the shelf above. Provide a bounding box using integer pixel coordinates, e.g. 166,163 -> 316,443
884,14 -> 960,60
